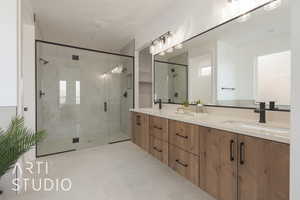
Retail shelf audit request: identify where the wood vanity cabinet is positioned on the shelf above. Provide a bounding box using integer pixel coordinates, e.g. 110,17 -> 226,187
132,112 -> 149,152
200,128 -> 238,200
131,113 -> 290,200
169,120 -> 200,156
149,116 -> 168,142
237,135 -> 289,200
200,128 -> 290,200
150,136 -> 168,164
169,144 -> 200,185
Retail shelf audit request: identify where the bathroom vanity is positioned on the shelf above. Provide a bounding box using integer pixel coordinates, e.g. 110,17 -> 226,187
131,109 -> 289,200
136,2 -> 291,200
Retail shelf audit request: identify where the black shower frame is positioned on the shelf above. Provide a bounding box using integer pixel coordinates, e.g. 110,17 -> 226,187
35,40 -> 135,158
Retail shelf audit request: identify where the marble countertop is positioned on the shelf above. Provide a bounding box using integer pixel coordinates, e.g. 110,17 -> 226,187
130,108 -> 290,144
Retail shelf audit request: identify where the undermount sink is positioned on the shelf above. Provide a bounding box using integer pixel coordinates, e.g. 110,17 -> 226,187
223,120 -> 289,134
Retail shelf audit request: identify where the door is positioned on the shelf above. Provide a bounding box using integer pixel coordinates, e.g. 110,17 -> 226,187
237,135 -> 289,200
200,128 -> 238,200
36,43 -> 84,156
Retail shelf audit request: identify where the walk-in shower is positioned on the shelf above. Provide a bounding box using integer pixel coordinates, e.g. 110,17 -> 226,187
36,41 -> 134,157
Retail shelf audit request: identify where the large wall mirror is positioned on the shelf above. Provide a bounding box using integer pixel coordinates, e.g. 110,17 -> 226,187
154,1 -> 290,111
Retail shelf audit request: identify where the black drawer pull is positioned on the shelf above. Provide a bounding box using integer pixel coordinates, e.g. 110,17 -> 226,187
136,116 -> 141,126
175,133 -> 188,139
153,147 -> 162,153
175,159 -> 188,168
240,142 -> 245,165
154,125 -> 163,130
230,140 -> 235,161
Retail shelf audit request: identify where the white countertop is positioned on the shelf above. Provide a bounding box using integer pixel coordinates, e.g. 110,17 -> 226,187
130,108 -> 290,144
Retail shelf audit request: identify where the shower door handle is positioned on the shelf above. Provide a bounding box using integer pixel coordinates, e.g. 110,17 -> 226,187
39,90 -> 46,98
104,102 -> 108,112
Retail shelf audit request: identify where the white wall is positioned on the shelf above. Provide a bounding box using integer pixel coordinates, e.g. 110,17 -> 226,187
189,49 -> 213,104
291,0 -> 300,199
135,0 -> 271,51
0,0 -> 18,107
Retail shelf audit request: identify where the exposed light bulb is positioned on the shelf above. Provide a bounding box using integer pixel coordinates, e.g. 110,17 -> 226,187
111,65 -> 123,74
175,43 -> 183,49
166,48 -> 174,53
264,0 -> 282,11
236,13 -> 251,23
100,73 -> 107,79
159,51 -> 165,56
157,40 -> 163,50
150,45 -> 155,54
166,35 -> 172,46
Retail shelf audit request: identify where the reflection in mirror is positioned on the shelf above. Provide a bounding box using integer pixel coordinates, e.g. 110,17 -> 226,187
154,53 -> 188,104
154,1 -> 290,110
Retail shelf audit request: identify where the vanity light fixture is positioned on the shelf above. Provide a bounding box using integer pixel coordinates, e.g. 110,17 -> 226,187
149,31 -> 173,55
264,0 -> 282,11
111,65 -> 123,74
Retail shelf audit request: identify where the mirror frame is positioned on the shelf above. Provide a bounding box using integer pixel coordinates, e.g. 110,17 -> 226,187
153,0 -> 290,112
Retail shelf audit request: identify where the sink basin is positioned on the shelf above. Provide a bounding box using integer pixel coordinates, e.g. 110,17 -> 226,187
223,120 -> 289,134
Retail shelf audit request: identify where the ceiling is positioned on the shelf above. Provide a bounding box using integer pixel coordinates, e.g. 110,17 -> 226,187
31,0 -> 174,53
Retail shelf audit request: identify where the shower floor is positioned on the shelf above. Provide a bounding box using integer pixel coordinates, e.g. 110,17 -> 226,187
37,131 -> 131,156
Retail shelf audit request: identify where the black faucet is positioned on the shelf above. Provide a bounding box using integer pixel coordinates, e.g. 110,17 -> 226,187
254,102 -> 266,123
155,99 -> 162,110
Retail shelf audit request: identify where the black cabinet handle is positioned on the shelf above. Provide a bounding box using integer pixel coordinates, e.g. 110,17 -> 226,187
175,133 -> 188,139
154,125 -> 162,130
39,90 -> 45,98
240,142 -> 245,165
176,159 -> 188,168
153,147 -> 162,153
230,140 -> 235,161
104,102 -> 108,112
136,116 -> 141,126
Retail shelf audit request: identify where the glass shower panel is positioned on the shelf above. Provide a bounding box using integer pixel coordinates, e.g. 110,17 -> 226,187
36,41 -> 134,156
107,56 -> 134,143
37,43 -> 80,156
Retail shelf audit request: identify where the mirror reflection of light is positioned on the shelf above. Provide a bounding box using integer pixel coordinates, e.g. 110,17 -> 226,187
236,13 -> 251,23
264,0 -> 282,11
100,73 -> 108,79
175,43 -> 183,49
199,66 -> 212,77
159,51 -> 165,56
111,65 -> 123,74
166,47 -> 174,53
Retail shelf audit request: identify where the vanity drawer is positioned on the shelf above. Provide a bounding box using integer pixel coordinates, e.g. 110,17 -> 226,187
150,136 -> 168,165
149,116 -> 168,142
132,112 -> 150,152
169,144 -> 200,186
169,120 -> 200,156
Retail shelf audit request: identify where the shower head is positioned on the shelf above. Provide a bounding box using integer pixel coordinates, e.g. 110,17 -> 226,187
39,58 -> 49,65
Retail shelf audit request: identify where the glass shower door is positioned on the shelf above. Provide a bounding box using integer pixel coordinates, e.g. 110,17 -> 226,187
36,41 -> 134,156
36,43 -> 80,156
